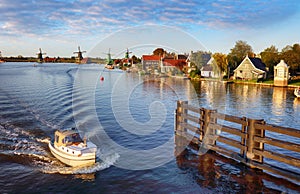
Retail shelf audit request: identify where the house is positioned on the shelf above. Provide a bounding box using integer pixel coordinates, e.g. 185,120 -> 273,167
161,58 -> 187,73
234,55 -> 267,80
142,55 -> 161,71
200,57 -> 222,78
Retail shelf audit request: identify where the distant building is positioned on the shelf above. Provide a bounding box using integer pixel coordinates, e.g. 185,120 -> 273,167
274,60 -> 289,87
201,57 -> 222,78
141,55 -> 161,71
161,58 -> 187,73
234,55 -> 267,80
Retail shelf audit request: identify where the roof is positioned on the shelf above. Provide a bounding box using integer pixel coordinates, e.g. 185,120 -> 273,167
177,54 -> 188,60
249,57 -> 266,71
56,128 -> 79,137
142,55 -> 160,61
276,60 -> 288,68
162,59 -> 186,66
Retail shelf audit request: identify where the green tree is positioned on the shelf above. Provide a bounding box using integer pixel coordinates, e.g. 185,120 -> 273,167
190,51 -> 211,70
280,43 -> 300,75
153,48 -> 165,56
260,45 -> 279,74
212,53 -> 228,75
227,40 -> 253,70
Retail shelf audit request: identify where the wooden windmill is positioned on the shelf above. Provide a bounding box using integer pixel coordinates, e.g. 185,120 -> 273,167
36,48 -> 46,63
103,48 -> 114,66
73,46 -> 86,64
124,48 -> 132,66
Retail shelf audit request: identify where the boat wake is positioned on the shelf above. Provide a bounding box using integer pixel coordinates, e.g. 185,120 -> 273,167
0,123 -> 119,176
41,152 -> 119,175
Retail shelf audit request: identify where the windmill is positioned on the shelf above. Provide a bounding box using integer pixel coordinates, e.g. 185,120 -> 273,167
124,48 -> 132,66
36,48 -> 46,63
0,51 -> 4,63
73,46 -> 86,64
103,48 -> 114,66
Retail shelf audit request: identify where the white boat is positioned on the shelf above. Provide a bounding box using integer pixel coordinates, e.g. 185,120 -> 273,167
48,128 -> 97,167
295,88 -> 300,98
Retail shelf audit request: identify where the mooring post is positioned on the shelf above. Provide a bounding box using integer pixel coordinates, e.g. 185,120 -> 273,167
199,108 -> 205,142
240,117 -> 247,157
246,118 -> 265,164
176,100 -> 188,135
205,109 -> 217,147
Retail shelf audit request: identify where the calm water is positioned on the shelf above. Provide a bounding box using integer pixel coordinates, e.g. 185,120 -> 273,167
0,62 -> 299,193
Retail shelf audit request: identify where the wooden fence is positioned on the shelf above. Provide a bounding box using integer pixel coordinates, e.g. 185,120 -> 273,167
175,100 -> 300,182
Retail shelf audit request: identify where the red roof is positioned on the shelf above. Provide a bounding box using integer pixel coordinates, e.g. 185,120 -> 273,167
163,59 -> 186,67
142,55 -> 161,61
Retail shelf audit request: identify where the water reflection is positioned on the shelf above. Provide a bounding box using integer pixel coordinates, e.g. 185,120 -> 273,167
175,136 -> 300,193
272,87 -> 287,116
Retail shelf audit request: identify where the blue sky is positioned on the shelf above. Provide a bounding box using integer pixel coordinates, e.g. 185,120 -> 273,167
0,0 -> 300,58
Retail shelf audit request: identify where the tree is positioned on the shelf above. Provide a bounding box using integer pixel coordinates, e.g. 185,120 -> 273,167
212,53 -> 228,75
153,48 -> 165,56
190,50 -> 211,70
227,40 -> 253,70
260,45 -> 279,74
131,55 -> 140,64
280,43 -> 300,75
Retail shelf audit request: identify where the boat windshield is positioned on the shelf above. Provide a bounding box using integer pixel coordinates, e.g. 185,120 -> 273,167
67,133 -> 83,143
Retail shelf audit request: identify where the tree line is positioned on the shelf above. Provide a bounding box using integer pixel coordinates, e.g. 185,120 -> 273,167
191,40 -> 300,76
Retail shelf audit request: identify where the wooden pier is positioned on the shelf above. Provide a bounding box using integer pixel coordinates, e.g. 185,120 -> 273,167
175,100 -> 300,183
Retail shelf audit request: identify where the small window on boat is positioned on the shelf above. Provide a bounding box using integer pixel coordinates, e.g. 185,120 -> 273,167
55,135 -> 59,143
72,151 -> 74,154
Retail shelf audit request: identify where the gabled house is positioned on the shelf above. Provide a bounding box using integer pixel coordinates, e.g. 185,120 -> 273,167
234,55 -> 267,80
200,57 -> 221,78
142,55 -> 161,71
161,58 -> 187,73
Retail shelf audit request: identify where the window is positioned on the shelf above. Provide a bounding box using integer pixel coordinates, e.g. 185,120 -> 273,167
55,135 -> 59,143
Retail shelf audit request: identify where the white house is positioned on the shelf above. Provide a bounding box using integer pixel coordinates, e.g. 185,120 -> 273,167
234,56 -> 267,80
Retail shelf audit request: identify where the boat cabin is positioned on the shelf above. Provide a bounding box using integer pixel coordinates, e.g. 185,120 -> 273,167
54,129 -> 84,147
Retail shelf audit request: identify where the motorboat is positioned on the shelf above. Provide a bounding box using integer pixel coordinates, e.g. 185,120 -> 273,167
295,87 -> 300,98
48,128 -> 97,167
105,64 -> 114,69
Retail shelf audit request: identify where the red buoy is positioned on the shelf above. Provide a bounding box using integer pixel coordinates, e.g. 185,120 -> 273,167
100,76 -> 104,81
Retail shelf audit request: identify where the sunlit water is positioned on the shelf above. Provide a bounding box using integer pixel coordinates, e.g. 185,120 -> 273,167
0,62 -> 299,193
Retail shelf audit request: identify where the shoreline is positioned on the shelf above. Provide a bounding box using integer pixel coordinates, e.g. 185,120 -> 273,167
190,77 -> 300,89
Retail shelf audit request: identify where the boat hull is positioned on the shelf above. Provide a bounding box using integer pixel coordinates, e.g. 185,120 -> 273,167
49,142 -> 95,167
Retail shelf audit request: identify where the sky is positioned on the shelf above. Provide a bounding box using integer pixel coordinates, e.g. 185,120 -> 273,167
0,0 -> 300,58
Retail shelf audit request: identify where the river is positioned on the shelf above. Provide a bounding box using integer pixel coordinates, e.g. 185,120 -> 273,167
0,62 -> 299,193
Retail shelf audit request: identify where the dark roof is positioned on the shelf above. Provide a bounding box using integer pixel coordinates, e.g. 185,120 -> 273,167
249,57 -> 266,71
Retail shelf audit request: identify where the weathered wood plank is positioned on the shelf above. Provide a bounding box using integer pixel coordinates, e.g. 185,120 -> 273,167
181,113 -> 199,124
254,136 -> 300,153
253,149 -> 300,168
217,136 -> 247,151
209,123 -> 247,138
179,122 -> 201,135
211,112 -> 248,125
255,123 -> 300,138
182,104 -> 201,114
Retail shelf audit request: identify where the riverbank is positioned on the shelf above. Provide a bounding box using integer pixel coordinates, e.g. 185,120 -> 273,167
190,77 -> 300,88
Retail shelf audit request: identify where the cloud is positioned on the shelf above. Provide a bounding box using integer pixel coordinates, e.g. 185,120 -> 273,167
0,0 -> 299,38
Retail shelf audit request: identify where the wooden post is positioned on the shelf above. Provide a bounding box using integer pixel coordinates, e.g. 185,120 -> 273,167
246,118 -> 265,164
199,108 -> 205,142
240,117 -> 247,157
206,109 -> 218,146
176,101 -> 188,135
